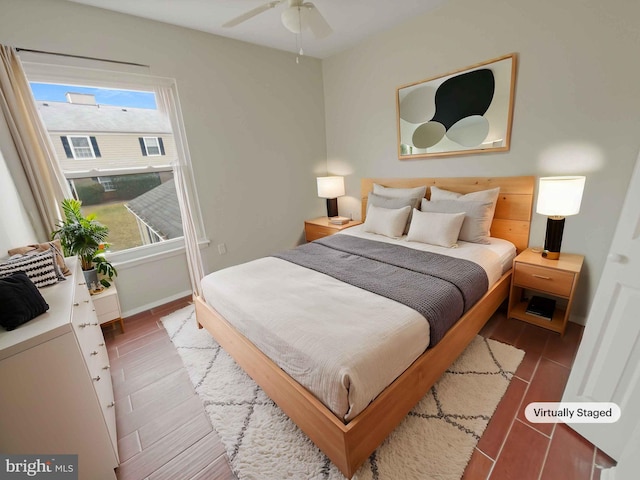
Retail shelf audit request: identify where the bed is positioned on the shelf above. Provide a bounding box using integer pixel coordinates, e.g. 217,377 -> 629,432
194,176 -> 534,478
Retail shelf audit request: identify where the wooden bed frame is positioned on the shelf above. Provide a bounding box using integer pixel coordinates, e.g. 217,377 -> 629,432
194,176 -> 534,478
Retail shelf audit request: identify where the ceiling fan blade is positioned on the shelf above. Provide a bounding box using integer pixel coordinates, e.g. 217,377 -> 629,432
304,3 -> 332,39
223,1 -> 283,28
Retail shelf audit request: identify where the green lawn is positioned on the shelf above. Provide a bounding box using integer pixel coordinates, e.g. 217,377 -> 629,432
82,201 -> 143,252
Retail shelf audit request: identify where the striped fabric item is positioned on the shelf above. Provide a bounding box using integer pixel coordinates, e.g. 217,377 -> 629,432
0,249 -> 60,288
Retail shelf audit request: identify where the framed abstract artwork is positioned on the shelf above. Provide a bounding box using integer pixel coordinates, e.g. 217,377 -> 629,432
397,53 -> 517,159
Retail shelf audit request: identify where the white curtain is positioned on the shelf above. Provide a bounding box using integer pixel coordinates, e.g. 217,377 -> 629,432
0,45 -> 70,237
155,86 -> 205,297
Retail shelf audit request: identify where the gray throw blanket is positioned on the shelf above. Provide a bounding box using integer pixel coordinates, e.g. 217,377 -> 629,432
273,235 -> 488,346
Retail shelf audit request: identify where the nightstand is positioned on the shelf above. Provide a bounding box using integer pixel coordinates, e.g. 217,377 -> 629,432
92,285 -> 124,333
508,248 -> 584,336
304,217 -> 362,242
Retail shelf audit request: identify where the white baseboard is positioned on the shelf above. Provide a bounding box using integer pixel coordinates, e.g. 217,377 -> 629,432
121,289 -> 192,318
600,467 -> 616,480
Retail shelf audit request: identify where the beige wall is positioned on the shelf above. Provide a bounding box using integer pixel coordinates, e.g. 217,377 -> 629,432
0,0 -> 327,314
322,0 -> 640,322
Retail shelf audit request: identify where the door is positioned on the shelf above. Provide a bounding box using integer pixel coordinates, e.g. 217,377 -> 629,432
562,152 -> 640,461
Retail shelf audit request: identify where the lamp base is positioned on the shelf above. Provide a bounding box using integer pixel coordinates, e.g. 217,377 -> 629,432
326,198 -> 338,218
542,216 -> 565,260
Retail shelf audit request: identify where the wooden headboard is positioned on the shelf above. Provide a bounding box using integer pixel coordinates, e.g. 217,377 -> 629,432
361,176 -> 535,253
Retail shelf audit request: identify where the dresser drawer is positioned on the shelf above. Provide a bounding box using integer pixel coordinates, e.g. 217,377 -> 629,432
513,263 -> 574,297
85,339 -> 109,377
91,356 -> 118,455
72,303 -> 103,353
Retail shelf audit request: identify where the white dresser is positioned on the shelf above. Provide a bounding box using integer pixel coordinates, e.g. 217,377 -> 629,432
0,258 -> 119,480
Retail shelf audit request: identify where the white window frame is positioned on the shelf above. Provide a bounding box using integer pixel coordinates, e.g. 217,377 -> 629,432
22,61 -> 208,266
69,135 -> 96,159
143,136 -> 161,156
97,176 -> 116,192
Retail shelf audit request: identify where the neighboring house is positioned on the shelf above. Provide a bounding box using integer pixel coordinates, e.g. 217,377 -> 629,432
37,92 -> 176,202
126,180 -> 183,244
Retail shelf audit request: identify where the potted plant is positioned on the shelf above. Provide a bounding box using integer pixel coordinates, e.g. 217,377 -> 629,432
51,198 -> 117,293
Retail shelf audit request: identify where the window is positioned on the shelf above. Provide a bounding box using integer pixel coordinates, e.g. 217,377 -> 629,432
27,71 -> 204,257
97,176 -> 116,192
140,136 -> 165,156
62,135 -> 101,159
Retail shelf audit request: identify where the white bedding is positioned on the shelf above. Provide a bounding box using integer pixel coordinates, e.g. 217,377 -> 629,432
200,227 -> 516,421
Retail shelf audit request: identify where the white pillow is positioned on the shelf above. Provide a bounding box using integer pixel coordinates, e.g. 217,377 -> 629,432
367,192 -> 418,211
407,209 -> 465,248
430,186 -> 500,219
363,205 -> 412,238
367,192 -> 419,234
372,184 -> 426,210
421,198 -> 494,244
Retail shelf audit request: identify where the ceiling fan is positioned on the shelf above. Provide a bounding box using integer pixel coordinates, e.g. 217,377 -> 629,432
223,0 -> 333,39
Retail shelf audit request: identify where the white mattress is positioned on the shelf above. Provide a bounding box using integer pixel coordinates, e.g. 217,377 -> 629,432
201,229 -> 515,421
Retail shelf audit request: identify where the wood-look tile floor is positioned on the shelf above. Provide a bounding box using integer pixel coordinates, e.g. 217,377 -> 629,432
104,300 -> 616,480
103,297 -> 236,480
464,309 -> 616,480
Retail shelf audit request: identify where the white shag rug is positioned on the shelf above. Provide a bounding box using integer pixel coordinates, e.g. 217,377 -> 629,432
162,305 -> 524,480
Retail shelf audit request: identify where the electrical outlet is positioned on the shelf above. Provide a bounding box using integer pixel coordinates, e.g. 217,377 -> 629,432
217,243 -> 227,255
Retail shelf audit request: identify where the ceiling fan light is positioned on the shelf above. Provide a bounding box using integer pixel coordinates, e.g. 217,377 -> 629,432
281,6 -> 307,34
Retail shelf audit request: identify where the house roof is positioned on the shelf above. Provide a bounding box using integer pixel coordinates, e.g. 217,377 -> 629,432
126,180 -> 183,240
36,101 -> 172,134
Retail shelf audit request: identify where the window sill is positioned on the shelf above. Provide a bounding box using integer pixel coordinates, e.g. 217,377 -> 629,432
107,237 -> 210,270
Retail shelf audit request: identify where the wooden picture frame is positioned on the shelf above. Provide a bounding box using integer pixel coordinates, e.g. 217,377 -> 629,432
397,53 -> 517,159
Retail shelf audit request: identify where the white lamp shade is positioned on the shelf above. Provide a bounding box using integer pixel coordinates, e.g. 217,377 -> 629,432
317,176 -> 345,199
536,176 -> 586,217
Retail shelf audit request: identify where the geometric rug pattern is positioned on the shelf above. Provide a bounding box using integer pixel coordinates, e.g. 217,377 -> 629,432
162,305 -> 524,480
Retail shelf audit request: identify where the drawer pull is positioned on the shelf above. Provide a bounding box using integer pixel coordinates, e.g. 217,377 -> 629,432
78,322 -> 90,328
73,302 -> 80,307
92,375 -> 101,382
102,365 -> 110,370
78,282 -> 86,286
84,299 -> 90,303
107,401 -> 116,408
531,274 -> 552,280
90,350 -> 99,356
98,343 -> 105,347
91,322 -> 99,326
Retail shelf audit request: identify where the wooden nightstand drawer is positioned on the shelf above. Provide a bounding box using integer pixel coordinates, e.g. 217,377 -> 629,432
514,263 -> 575,297
306,224 -> 336,241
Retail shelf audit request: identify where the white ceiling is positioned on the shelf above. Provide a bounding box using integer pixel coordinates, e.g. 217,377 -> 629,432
66,0 -> 446,59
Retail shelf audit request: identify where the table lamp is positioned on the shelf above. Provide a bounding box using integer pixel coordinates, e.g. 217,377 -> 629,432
317,176 -> 345,218
536,176 -> 586,260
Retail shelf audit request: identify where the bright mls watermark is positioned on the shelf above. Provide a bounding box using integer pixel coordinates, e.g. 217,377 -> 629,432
1,455 -> 77,479
525,402 -> 621,423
